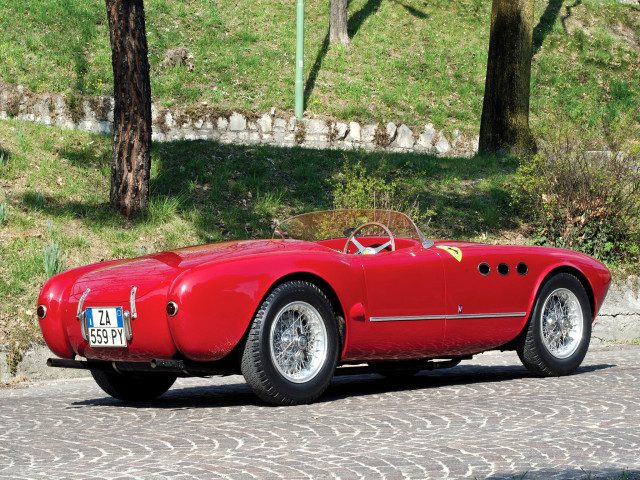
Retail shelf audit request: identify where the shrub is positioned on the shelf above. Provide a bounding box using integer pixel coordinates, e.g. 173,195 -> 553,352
0,151 -> 8,172
514,140 -> 640,262
333,160 -> 433,227
0,203 -> 7,225
43,239 -> 66,278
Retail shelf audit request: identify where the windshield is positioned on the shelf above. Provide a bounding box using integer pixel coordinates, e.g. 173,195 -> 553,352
274,209 -> 428,244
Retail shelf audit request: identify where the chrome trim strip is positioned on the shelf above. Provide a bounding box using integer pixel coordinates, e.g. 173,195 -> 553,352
77,288 -> 90,319
370,315 -> 446,322
80,312 -> 88,342
130,286 -> 137,320
123,310 -> 133,341
369,312 -> 527,322
446,312 -> 527,320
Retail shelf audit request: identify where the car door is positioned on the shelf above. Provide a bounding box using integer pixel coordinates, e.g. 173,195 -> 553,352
348,245 -> 447,360
436,243 -> 533,356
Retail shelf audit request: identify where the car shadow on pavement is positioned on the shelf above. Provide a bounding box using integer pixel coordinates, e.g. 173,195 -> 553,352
318,363 -> 615,404
487,468 -> 640,480
71,363 -> 615,410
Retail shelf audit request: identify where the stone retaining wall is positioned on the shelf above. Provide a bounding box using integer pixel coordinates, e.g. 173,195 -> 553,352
0,83 -> 478,156
592,278 -> 640,343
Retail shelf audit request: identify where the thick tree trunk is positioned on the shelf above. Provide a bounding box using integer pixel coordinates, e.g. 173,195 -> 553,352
479,0 -> 536,154
105,0 -> 152,216
330,0 -> 350,46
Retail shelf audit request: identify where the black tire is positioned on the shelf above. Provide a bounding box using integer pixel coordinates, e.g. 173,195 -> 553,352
241,280 -> 340,405
517,273 -> 592,376
90,370 -> 177,401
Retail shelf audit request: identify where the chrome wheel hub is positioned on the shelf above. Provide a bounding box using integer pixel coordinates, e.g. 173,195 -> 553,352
269,301 -> 327,383
540,288 -> 584,359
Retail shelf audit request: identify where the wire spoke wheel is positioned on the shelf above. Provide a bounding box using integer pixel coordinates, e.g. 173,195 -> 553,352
517,273 -> 591,377
241,280 -> 339,405
270,302 -> 328,383
540,288 -> 584,359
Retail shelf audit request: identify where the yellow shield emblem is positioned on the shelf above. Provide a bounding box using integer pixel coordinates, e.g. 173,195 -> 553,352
436,245 -> 463,262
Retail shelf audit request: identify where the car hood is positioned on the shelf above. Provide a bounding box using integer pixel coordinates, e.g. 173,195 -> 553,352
70,239 -> 292,302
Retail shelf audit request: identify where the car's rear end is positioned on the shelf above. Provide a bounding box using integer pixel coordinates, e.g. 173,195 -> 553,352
36,240 -> 309,364
37,256 -> 181,361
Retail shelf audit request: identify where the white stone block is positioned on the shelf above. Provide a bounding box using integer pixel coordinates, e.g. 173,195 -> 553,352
335,122 -> 348,140
348,122 -> 361,142
274,118 -> 287,132
396,124 -> 414,149
306,119 -> 328,136
258,113 -> 273,133
435,134 -> 451,154
217,116 -> 229,131
386,122 -> 397,144
229,112 -> 246,131
362,124 -> 377,143
417,123 -> 436,148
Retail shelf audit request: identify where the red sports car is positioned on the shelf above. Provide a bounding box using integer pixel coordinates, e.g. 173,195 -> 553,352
37,209 -> 611,405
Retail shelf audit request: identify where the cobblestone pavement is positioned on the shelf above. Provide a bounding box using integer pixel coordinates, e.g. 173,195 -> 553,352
1,346 -> 639,480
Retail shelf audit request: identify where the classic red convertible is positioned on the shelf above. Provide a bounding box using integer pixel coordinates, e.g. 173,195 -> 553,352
37,209 -> 611,405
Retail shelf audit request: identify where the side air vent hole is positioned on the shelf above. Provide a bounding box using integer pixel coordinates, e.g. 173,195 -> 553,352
497,263 -> 510,276
478,263 -> 491,276
517,262 -> 528,276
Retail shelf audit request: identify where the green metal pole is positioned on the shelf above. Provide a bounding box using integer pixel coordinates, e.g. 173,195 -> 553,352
295,0 -> 304,120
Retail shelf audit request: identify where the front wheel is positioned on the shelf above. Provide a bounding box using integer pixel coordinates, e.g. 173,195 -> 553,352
241,280 -> 340,405
517,273 -> 592,376
90,370 -> 177,401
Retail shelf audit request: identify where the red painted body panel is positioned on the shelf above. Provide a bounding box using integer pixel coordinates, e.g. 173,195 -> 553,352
345,246 -> 447,360
38,260 -> 121,359
37,230 -> 611,365
167,242 -> 364,361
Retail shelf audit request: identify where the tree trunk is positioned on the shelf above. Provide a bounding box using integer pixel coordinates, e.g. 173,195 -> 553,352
330,0 -> 350,46
105,0 -> 152,216
479,0 -> 536,154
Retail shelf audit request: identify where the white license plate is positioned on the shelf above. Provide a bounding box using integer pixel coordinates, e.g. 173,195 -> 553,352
87,307 -> 126,347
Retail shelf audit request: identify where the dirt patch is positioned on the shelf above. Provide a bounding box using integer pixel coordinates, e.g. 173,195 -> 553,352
0,374 -> 30,389
610,21 -> 640,48
374,124 -> 390,149
294,120 -> 306,145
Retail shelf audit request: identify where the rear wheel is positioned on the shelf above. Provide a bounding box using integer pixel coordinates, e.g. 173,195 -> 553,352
90,370 -> 177,401
517,273 -> 591,376
241,280 -> 340,405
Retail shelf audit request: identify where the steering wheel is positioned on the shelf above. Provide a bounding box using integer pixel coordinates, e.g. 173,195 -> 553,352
343,222 -> 396,255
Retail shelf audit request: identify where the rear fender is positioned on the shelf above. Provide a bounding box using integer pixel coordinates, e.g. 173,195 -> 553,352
37,260 -> 122,359
167,252 -> 359,361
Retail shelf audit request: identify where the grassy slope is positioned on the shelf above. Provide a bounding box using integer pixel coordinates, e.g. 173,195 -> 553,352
0,0 -> 638,136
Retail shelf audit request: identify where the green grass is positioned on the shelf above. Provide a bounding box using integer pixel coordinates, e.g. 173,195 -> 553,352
0,118 -> 518,348
0,0 -> 638,138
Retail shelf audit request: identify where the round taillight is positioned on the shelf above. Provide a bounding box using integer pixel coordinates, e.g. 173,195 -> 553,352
166,301 -> 178,317
37,305 -> 47,319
